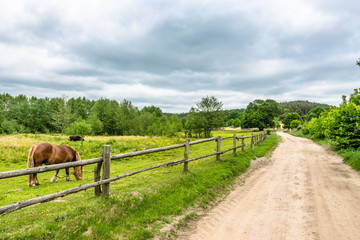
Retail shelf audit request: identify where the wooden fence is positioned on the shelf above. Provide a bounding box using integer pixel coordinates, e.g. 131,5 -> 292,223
0,131 -> 267,215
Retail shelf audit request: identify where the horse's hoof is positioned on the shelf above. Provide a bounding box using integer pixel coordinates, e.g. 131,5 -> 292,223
66,178 -> 72,182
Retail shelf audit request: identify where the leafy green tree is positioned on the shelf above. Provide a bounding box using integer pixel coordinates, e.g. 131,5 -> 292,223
1,119 -> 17,134
117,100 -> 140,135
184,107 -> 203,137
190,96 -> 225,138
242,99 -> 281,130
305,107 -> 327,122
86,112 -> 104,135
290,120 -> 302,129
52,98 -> 73,135
91,99 -> 119,135
139,111 -> 153,135
283,112 -> 302,129
66,118 -> 93,137
349,88 -> 360,106
141,105 -> 163,117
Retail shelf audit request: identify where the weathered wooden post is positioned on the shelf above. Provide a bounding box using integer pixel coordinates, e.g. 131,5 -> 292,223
184,138 -> 190,172
94,151 -> 103,196
241,135 -> 245,152
101,145 -> 111,197
264,129 -> 267,139
233,134 -> 237,154
251,133 -> 254,149
216,136 -> 221,161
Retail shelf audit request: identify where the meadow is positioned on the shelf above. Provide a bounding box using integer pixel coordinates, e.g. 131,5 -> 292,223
0,130 -> 279,239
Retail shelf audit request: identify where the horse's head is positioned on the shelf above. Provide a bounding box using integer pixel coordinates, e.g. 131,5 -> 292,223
73,166 -> 83,180
73,150 -> 83,180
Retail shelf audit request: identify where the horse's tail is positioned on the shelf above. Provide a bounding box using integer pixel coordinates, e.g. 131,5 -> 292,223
27,144 -> 37,169
27,144 -> 38,186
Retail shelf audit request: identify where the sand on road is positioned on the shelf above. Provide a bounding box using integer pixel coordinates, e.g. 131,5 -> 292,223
178,132 -> 360,240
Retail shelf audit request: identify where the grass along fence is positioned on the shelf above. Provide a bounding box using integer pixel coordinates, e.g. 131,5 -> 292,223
0,131 -> 266,215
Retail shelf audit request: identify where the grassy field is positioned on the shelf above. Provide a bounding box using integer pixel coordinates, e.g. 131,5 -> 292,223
0,130 -> 279,239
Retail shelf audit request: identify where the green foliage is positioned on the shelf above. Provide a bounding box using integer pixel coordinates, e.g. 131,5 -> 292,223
290,120 -> 301,129
283,112 -> 302,129
302,89 -> 360,149
0,94 -> 183,138
279,100 -> 331,119
305,107 -> 327,122
242,99 -> 281,130
66,118 -> 93,136
185,96 -> 225,138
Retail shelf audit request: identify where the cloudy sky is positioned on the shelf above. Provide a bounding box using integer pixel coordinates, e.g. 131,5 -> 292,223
1,0 -> 359,113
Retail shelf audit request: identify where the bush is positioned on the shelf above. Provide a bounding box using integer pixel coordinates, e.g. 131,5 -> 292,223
290,120 -> 301,129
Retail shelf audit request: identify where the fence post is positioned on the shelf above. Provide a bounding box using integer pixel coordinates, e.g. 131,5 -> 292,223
216,136 -> 221,161
101,145 -> 111,197
251,133 -> 254,149
184,138 -> 190,172
264,129 -> 267,139
233,134 -> 237,154
94,151 -> 103,196
241,135 -> 245,152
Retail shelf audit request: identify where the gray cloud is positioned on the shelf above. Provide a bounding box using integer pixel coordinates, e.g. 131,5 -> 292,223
0,0 -> 359,112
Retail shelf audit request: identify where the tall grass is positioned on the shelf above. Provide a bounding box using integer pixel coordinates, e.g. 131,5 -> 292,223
0,131 -> 279,239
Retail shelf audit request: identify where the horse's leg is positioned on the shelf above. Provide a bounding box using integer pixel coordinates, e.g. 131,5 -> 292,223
29,173 -> 35,187
33,163 -> 41,185
65,168 -> 72,181
51,170 -> 59,183
34,173 -> 40,185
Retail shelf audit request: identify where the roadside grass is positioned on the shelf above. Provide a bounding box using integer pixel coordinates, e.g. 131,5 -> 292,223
0,131 -> 279,239
291,130 -> 360,172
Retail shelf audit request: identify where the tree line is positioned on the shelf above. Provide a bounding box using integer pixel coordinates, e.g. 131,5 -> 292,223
0,94 -> 183,137
0,93 -> 332,138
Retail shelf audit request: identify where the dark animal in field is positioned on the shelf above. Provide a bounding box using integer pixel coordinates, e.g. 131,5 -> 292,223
69,136 -> 83,141
27,143 -> 83,187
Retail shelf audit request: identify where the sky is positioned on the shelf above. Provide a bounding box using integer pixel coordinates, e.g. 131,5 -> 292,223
0,0 -> 359,113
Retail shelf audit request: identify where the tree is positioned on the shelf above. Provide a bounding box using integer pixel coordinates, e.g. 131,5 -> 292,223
66,118 -> 93,137
290,120 -> 302,129
117,100 -> 140,135
305,107 -> 327,122
357,58 -> 360,67
242,99 -> 281,130
349,88 -> 360,106
283,112 -> 302,129
51,98 -> 72,135
86,112 -> 104,135
186,96 -> 225,138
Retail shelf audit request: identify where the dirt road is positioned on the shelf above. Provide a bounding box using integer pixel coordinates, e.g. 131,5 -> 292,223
178,132 -> 360,240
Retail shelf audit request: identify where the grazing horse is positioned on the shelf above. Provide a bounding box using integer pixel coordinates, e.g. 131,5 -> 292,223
27,143 -> 83,187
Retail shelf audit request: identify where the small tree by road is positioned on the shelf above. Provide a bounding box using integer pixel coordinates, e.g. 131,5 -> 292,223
185,96 -> 225,138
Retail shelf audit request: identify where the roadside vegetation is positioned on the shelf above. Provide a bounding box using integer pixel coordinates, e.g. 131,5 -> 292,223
291,88 -> 360,172
0,130 -> 279,239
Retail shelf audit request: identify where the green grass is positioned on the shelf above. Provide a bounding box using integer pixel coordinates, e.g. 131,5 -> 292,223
0,131 -> 279,239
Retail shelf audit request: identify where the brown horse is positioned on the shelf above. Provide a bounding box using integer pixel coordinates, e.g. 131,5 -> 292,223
27,143 -> 83,187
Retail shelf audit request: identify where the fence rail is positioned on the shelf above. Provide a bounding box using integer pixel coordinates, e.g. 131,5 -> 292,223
0,131 -> 267,215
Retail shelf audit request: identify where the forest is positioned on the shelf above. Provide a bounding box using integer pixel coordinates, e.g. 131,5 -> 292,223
0,93 -> 333,137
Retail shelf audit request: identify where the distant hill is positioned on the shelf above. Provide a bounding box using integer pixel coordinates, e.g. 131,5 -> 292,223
279,100 -> 332,117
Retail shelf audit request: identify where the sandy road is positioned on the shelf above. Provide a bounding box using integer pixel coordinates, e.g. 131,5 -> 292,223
178,132 -> 360,240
